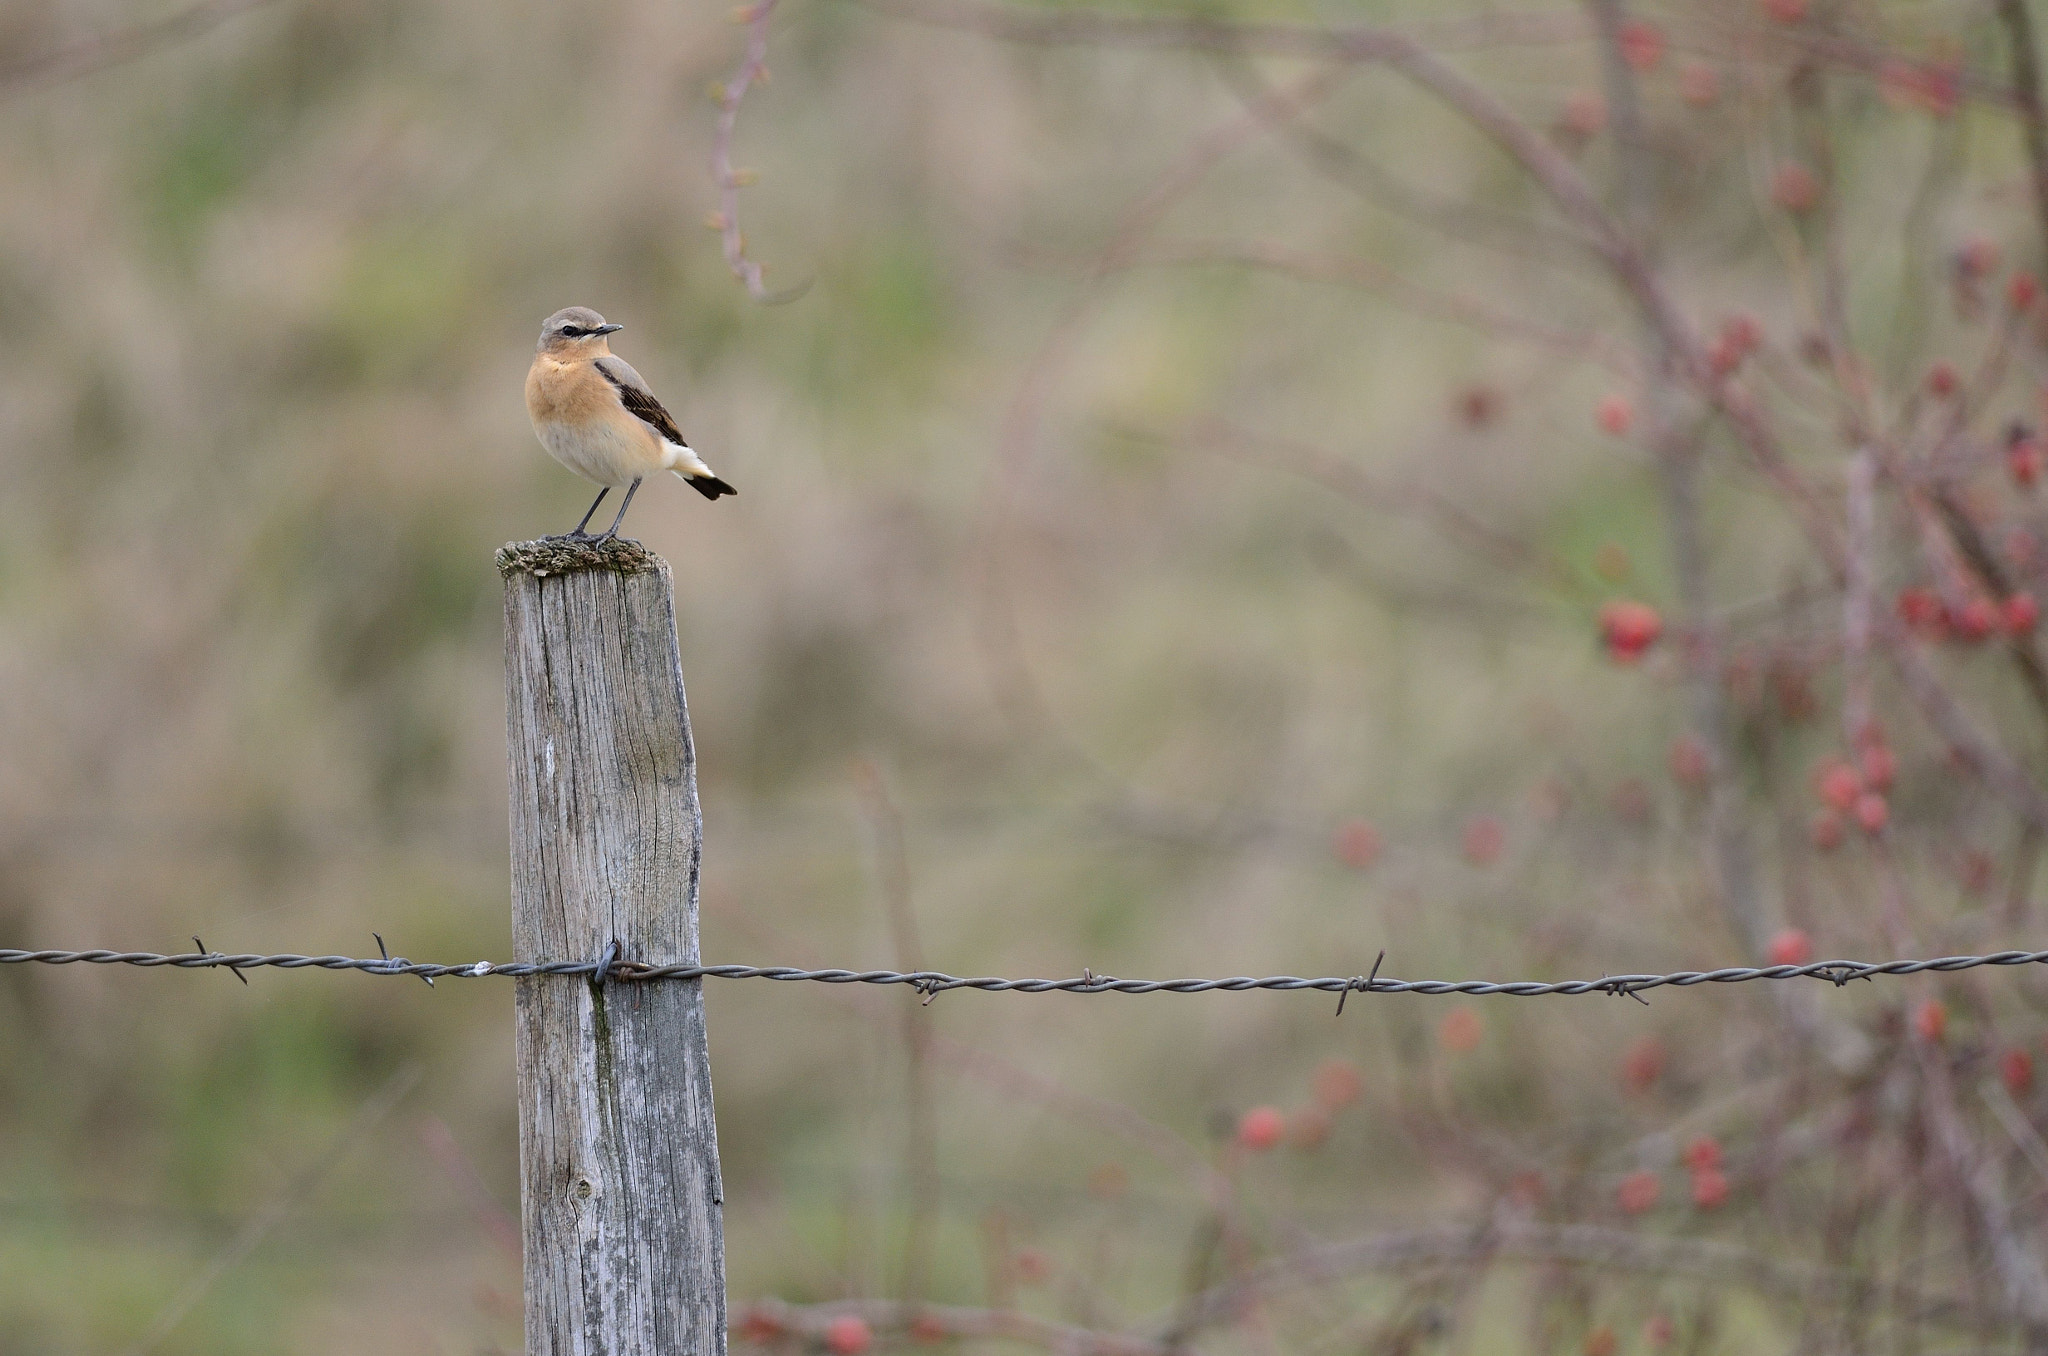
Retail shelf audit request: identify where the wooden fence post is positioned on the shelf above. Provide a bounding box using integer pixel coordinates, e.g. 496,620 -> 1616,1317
499,537 -> 727,1356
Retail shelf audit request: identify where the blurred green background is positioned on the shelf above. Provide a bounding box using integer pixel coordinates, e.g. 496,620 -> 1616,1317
5,0 -> 2048,1350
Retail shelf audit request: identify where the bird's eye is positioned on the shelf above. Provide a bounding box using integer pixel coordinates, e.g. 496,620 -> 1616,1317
560,326 -> 585,338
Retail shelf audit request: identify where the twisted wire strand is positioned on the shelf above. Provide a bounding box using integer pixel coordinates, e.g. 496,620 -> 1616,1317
3,946 -> 2048,999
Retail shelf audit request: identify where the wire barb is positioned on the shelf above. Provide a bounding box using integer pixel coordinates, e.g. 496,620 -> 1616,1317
194,936 -> 247,986
374,932 -> 434,987
1336,950 -> 1386,1016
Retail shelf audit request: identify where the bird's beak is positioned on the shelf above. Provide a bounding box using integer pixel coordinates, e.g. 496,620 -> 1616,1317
593,323 -> 624,335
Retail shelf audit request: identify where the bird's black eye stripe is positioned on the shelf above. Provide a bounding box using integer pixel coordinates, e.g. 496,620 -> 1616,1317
560,326 -> 585,338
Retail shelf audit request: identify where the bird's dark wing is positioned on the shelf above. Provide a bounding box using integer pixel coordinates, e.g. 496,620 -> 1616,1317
594,355 -> 690,446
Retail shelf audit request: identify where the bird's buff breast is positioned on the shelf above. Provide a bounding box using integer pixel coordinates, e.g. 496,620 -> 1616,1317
526,359 -> 659,487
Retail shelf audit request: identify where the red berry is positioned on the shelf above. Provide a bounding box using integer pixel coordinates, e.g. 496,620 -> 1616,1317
1287,1105 -> 1333,1149
1958,237 -> 2001,279
1439,1006 -> 1484,1053
2012,439 -> 2042,487
1313,1058 -> 1364,1109
1668,734 -> 1710,786
2014,271 -> 2041,311
1584,1326 -> 1618,1356
1815,759 -> 1863,812
1617,1170 -> 1662,1213
1455,384 -> 1503,427
1927,361 -> 1960,398
910,1315 -> 949,1344
1088,1163 -> 1129,1198
1621,1035 -> 1665,1094
1810,809 -> 1845,851
1561,90 -> 1607,138
1771,164 -> 1820,213
2004,1047 -> 2036,1096
1881,60 -> 1959,117
1610,777 -> 1652,823
1953,596 -> 1999,642
1768,928 -> 1813,966
1683,1135 -> 1723,1172
739,1310 -> 785,1343
1859,743 -> 1897,791
1914,998 -> 1947,1043
1853,791 -> 1889,834
1596,393 -> 1635,436
1897,586 -> 1945,632
1013,1247 -> 1050,1283
1679,62 -> 1721,107
1709,315 -> 1761,374
826,1317 -> 872,1356
2007,592 -> 2040,635
1599,600 -> 1663,661
1690,1167 -> 1730,1209
1462,815 -> 1505,865
1618,19 -> 1665,71
1644,1313 -> 1676,1347
1237,1106 -> 1285,1151
1332,818 -> 1381,870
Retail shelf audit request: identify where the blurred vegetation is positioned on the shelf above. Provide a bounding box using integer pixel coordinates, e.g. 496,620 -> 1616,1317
7,0 -> 2048,1350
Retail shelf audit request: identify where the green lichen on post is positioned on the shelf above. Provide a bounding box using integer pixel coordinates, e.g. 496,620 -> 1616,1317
496,537 -> 663,579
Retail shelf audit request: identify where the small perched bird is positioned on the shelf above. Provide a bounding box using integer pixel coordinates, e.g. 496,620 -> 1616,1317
524,306 -> 736,540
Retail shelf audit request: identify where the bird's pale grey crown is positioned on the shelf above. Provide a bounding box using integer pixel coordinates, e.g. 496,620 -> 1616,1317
537,306 -> 624,351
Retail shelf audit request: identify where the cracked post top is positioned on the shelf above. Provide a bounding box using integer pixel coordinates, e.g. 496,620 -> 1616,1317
496,537 -> 665,578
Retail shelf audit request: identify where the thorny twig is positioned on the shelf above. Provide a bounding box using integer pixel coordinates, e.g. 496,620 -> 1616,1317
713,0 -> 807,302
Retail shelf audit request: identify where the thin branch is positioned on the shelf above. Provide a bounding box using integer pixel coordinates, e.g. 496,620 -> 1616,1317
1208,56 -> 1589,270
1160,418 -> 1588,596
713,1 -> 807,302
1163,1221 -> 2025,1338
852,761 -> 940,1306
1982,1075 -> 2048,1188
1844,448 -> 1876,742
1996,0 -> 2048,271
1116,240 -> 1618,363
740,1297 -> 1169,1356
0,0 -> 277,98
849,0 -> 1586,57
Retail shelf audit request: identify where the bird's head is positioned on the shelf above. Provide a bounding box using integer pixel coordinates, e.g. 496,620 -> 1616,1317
537,306 -> 624,356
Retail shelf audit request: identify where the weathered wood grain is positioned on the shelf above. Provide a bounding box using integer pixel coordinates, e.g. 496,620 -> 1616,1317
501,536 -> 726,1356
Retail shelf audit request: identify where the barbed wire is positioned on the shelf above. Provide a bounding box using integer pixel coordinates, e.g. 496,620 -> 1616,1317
4,942 -> 2048,1003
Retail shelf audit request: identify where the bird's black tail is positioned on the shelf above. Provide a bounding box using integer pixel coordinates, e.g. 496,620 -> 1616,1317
688,474 -> 738,500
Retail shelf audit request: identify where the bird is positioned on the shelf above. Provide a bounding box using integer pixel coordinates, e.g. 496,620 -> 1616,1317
524,306 -> 736,540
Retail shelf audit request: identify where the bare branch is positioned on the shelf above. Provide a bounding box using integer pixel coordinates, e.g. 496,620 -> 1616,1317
0,0 -> 277,99
1118,240 -> 1619,362
1162,418 -> 1588,596
1997,0 -> 2048,273
713,1 -> 808,302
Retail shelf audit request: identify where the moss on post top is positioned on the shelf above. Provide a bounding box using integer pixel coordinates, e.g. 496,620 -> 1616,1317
496,537 -> 664,579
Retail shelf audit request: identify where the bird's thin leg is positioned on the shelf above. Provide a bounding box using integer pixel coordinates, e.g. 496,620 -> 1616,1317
596,478 -> 643,542
564,487 -> 610,538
